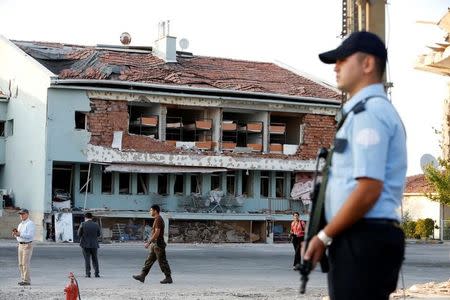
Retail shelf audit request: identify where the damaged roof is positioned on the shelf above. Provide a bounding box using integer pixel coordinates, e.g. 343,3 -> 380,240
13,40 -> 340,99
404,174 -> 435,194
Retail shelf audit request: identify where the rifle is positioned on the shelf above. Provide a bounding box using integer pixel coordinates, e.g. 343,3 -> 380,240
299,147 -> 331,294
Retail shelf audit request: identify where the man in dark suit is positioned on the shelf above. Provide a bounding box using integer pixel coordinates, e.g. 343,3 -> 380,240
78,212 -> 101,278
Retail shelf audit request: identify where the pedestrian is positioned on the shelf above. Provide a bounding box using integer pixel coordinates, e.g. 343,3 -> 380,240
132,204 -> 172,284
290,212 -> 305,270
12,208 -> 36,286
78,212 -> 101,278
303,31 -> 407,300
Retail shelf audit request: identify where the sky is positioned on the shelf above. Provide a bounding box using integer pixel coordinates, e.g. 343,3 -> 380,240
0,0 -> 449,176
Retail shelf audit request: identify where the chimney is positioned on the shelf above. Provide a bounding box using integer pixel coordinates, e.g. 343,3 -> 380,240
154,21 -> 177,63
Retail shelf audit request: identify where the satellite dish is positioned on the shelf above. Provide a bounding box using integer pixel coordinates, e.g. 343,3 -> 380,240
420,153 -> 438,172
179,38 -> 189,51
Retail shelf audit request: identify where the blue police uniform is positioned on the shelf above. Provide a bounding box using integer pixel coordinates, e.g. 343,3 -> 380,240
325,83 -> 407,222
324,83 -> 407,300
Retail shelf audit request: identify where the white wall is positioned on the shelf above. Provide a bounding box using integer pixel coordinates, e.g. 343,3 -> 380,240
403,194 -> 441,239
0,36 -> 53,214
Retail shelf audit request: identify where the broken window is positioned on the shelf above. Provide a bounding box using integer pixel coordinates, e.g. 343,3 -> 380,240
128,104 -> 159,138
79,164 -> 92,193
275,172 -> 285,198
270,114 -> 304,154
6,119 -> 13,137
75,111 -> 87,130
119,173 -> 131,194
260,171 -> 270,198
242,170 -> 252,197
102,170 -> 113,194
0,121 -> 5,136
191,175 -> 202,194
226,171 -> 236,196
174,175 -> 184,195
222,111 -> 263,152
166,108 -> 212,149
211,174 -> 221,190
52,163 -> 73,203
158,174 -> 168,195
137,174 -> 149,195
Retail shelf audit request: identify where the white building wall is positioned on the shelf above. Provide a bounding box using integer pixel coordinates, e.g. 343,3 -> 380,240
403,194 -> 441,239
0,36 -> 53,221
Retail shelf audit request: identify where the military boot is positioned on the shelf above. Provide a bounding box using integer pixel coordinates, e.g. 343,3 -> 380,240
132,273 -> 146,283
160,276 -> 173,284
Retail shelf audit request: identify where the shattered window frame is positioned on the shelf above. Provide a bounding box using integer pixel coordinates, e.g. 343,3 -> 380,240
260,171 -> 270,198
226,171 -> 236,196
79,164 -> 93,194
275,172 -> 285,198
158,174 -> 169,195
137,173 -> 149,195
210,174 -> 221,191
173,174 -> 184,195
101,169 -> 114,194
119,173 -> 132,195
75,111 -> 88,130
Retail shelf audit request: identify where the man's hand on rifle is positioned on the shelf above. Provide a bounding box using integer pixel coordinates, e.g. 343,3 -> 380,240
303,236 -> 326,269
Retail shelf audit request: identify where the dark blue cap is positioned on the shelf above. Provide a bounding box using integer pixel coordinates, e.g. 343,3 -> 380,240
319,31 -> 387,64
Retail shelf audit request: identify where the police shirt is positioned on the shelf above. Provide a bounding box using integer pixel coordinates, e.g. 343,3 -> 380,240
325,83 -> 407,222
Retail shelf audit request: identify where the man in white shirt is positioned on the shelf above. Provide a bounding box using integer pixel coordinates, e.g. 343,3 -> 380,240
12,208 -> 36,286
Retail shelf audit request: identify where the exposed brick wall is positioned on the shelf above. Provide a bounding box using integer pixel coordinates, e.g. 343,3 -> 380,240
88,99 -> 176,153
87,99 -> 335,158
88,100 -> 129,146
297,114 -> 336,159
122,134 -> 176,152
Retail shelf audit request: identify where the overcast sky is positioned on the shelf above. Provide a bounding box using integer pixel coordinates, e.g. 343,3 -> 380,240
0,0 -> 449,175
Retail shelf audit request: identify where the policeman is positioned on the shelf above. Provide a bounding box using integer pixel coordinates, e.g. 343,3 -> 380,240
304,31 -> 407,300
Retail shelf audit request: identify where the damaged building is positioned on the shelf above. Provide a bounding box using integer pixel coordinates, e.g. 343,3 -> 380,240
0,26 -> 340,243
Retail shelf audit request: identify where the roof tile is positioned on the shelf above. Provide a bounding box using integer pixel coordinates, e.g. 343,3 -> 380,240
13,41 -> 340,99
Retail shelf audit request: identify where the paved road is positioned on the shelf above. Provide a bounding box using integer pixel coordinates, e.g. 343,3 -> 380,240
0,240 -> 448,299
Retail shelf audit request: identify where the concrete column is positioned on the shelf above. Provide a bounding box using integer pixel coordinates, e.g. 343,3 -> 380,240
285,172 -> 291,199
253,171 -> 261,198
236,170 -> 243,196
263,112 -> 270,153
159,105 -> 167,141
185,174 -> 191,195
92,164 -> 102,195
149,174 -> 158,194
161,213 -> 170,243
131,173 -> 138,195
202,174 -> 211,196
269,171 -> 276,198
74,164 -> 81,207
113,172 -> 119,195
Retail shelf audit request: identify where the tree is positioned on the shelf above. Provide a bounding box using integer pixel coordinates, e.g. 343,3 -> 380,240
423,158 -> 450,205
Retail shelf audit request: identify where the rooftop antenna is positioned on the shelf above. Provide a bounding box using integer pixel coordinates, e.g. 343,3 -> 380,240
179,38 -> 189,51
420,153 -> 439,172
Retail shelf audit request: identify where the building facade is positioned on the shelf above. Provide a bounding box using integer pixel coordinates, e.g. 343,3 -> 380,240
0,30 -> 340,243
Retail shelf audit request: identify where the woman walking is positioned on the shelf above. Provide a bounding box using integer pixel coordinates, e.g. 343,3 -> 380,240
290,212 -> 305,270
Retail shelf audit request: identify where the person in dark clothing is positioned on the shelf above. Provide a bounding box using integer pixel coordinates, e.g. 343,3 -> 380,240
132,205 -> 172,284
78,212 -> 101,278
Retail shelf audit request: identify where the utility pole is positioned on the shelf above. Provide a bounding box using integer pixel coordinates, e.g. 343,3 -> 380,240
342,0 -> 391,89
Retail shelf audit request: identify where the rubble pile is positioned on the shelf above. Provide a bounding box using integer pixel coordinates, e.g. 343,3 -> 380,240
169,221 -> 258,243
392,280 -> 450,298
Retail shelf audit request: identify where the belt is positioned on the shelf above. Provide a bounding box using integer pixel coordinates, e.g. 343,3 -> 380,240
19,241 -> 32,244
359,218 -> 400,227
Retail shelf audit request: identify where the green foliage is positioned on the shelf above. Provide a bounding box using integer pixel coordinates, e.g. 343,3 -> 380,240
401,215 -> 436,239
402,220 -> 417,239
424,158 -> 450,205
415,218 -> 434,239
